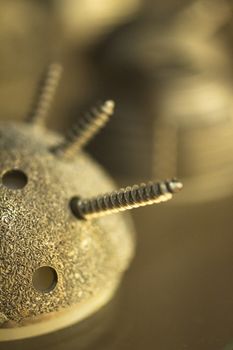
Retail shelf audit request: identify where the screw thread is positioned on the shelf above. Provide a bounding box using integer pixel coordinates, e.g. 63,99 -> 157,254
70,179 -> 183,220
52,100 -> 114,158
27,63 -> 63,125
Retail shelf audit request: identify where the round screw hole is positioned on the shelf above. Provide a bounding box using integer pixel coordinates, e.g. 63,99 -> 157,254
32,266 -> 58,293
2,169 -> 28,190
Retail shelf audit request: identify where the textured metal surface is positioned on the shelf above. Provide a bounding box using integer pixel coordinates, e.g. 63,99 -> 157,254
3,196 -> 233,350
0,122 -> 135,327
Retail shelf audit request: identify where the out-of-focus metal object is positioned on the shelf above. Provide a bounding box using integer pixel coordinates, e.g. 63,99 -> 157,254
0,0 -> 60,122
94,0 -> 233,203
0,64 -> 182,341
27,63 -> 63,125
0,0 -> 142,132
54,0 -> 142,47
151,0 -> 233,203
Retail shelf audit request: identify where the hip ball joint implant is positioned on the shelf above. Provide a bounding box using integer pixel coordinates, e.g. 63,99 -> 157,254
0,63 -> 182,341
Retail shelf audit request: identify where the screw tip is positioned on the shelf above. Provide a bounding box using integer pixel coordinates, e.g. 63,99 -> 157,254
168,179 -> 183,193
49,62 -> 63,73
102,100 -> 115,114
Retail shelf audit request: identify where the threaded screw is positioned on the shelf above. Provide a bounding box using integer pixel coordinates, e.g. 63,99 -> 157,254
70,179 -> 183,220
52,100 -> 115,158
27,63 -> 63,125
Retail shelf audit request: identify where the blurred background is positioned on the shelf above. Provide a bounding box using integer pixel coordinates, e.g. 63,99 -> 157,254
1,0 -> 233,349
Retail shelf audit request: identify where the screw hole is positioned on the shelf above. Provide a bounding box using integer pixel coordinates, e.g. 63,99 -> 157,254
2,169 -> 28,190
32,266 -> 58,293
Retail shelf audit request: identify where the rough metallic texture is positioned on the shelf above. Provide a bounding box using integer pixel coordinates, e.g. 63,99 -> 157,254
0,122 -> 135,327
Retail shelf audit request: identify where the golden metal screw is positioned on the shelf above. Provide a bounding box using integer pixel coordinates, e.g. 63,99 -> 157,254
27,63 -> 63,125
70,178 -> 183,220
52,100 -> 115,158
